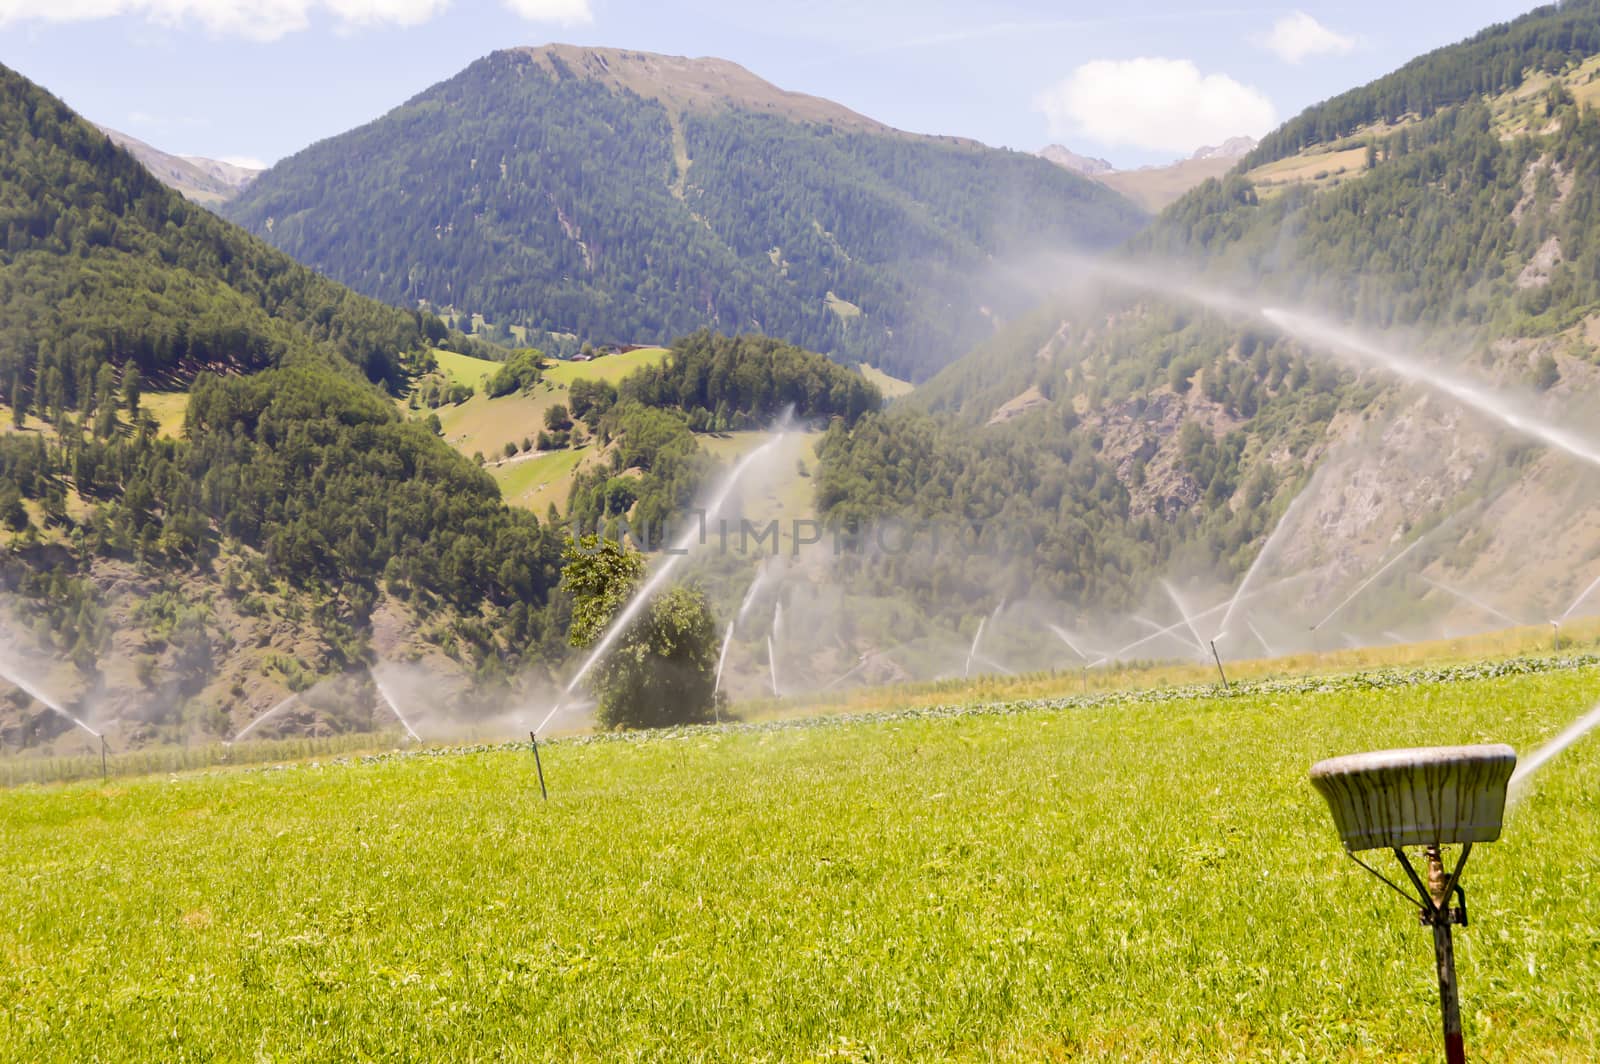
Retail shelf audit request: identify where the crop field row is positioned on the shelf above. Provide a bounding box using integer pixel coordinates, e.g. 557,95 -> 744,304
4,658 -> 1598,1060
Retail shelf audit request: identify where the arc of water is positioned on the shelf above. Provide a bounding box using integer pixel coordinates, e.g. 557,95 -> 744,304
1073,257 -> 1600,475
736,561 -> 774,627
1420,576 -> 1522,628
713,621 -> 735,696
1510,699 -> 1600,796
1263,307 -> 1600,472
233,694 -> 298,742
1217,482 -> 1313,644
1160,580 -> 1209,657
767,635 -> 780,697
1047,623 -> 1093,661
964,617 -> 987,678
1560,571 -> 1600,621
1311,535 -> 1429,632
534,429 -> 788,735
1244,619 -> 1276,658
369,667 -> 423,742
972,652 -> 1015,677
1117,572 -> 1312,660
0,663 -> 99,738
1116,606 -> 1222,659
822,654 -> 872,693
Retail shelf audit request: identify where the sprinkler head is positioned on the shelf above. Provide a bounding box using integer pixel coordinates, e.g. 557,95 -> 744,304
1310,745 -> 1517,851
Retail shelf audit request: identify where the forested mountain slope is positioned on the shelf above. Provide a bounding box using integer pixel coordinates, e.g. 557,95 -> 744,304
222,45 -> 1145,383
0,63 -> 568,751
815,0 -> 1600,635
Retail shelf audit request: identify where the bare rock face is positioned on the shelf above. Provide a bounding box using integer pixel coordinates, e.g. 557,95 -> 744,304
1516,236 -> 1565,289
1190,136 -> 1258,161
1038,145 -> 1114,176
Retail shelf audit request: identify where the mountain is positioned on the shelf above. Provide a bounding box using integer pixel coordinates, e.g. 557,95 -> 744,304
1038,145 -> 1114,176
816,0 -> 1600,638
1038,137 -> 1258,212
0,62 -> 569,752
96,126 -> 261,205
222,45 -> 1147,383
1191,136 -> 1258,161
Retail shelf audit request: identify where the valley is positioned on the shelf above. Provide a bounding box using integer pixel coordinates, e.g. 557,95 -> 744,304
6,4 -> 1600,1056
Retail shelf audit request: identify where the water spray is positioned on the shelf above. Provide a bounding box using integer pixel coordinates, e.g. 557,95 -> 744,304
1420,576 -> 1521,629
233,693 -> 299,742
0,663 -> 106,774
534,427 -> 789,736
1509,698 -> 1600,800
1161,580 -> 1209,658
1311,745 -> 1517,1064
1263,307 -> 1600,473
713,620 -> 735,699
1312,534 -> 1431,634
1244,619 -> 1276,658
767,635 -> 780,698
1215,480 -> 1314,650
369,666 -> 422,742
1559,571 -> 1600,622
963,617 -> 987,679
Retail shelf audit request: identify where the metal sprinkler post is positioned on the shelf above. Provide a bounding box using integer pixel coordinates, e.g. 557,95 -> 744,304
1209,639 -> 1230,691
1310,745 -> 1517,1064
528,731 -> 548,801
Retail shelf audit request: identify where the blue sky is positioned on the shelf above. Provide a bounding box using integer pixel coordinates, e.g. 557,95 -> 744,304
0,0 -> 1543,169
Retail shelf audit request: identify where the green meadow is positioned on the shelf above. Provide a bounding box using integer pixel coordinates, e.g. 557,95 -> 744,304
4,660 -> 1598,1061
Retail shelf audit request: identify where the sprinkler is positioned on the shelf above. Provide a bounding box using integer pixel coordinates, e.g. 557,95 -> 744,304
1309,744 -> 1517,1064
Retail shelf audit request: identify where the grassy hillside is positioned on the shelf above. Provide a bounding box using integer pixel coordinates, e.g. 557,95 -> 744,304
4,658 -> 1597,1059
222,46 -> 1144,382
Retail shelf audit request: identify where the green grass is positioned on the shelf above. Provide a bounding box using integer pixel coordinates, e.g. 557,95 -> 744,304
543,347 -> 669,387
491,445 -> 593,513
4,660 -> 1599,1060
141,392 -> 190,438
420,347 -> 668,504
430,348 -> 502,389
859,363 -> 914,399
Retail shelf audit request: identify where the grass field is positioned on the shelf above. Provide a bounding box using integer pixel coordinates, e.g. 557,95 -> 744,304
859,364 -> 915,399
492,446 -> 593,514
4,656 -> 1598,1061
141,392 -> 189,439
422,348 -> 670,498
545,348 -> 669,387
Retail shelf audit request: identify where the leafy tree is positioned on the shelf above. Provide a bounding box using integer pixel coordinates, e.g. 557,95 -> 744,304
558,535 -> 719,728
1532,353 -> 1560,391
485,347 -> 546,397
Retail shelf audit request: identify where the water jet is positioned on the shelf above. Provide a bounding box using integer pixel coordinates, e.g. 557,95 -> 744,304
369,666 -> 422,742
534,427 -> 789,735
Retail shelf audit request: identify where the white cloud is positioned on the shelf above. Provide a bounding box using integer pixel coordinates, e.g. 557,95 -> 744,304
1034,57 -> 1277,156
220,155 -> 269,169
0,0 -> 453,40
500,0 -> 590,22
1254,11 -> 1355,64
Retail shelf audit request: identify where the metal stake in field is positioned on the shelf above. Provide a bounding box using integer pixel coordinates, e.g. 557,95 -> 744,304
1208,639 -> 1230,691
1310,745 -> 1517,1064
528,731 -> 548,801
